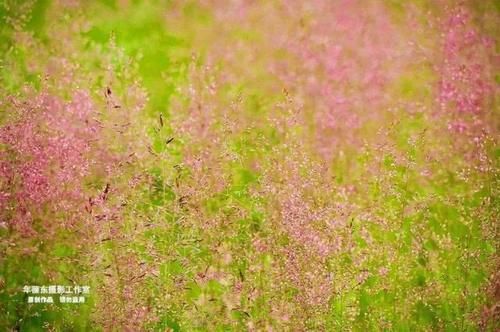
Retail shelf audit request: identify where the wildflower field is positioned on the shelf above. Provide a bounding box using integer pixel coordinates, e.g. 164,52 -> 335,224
0,0 -> 499,330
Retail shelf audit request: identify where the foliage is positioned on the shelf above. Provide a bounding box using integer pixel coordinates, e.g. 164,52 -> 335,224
0,0 -> 498,330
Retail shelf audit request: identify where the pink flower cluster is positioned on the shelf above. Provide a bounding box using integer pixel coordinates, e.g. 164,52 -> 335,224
273,0 -> 413,159
0,91 -> 101,234
439,7 -> 495,132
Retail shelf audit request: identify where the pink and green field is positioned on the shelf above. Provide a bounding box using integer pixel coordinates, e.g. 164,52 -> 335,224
0,0 -> 499,330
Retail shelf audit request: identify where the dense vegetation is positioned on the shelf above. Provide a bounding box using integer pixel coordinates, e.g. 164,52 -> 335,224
0,0 -> 498,330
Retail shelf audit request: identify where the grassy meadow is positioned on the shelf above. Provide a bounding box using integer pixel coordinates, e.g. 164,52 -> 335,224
0,0 -> 499,330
